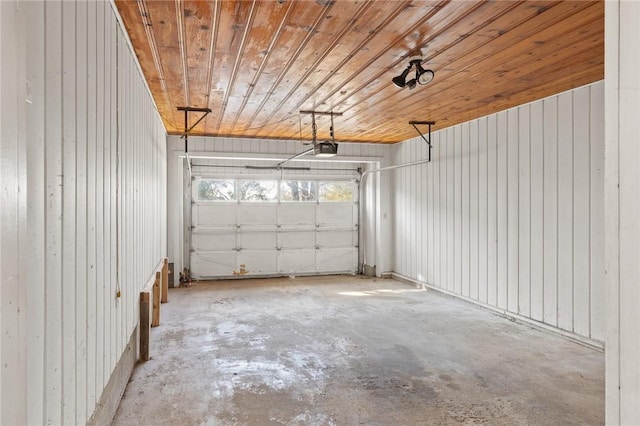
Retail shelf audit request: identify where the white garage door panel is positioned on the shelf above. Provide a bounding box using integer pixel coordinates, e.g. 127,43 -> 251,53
316,248 -> 357,272
196,204 -> 236,226
278,204 -> 316,225
238,251 -> 278,274
317,204 -> 356,225
278,250 -> 316,273
190,176 -> 358,279
192,251 -> 236,277
316,230 -> 356,247
192,231 -> 236,251
238,231 -> 277,249
279,231 -> 316,248
237,204 -> 277,224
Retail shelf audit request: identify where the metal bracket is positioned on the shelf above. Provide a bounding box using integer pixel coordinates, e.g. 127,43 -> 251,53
409,120 -> 436,162
177,106 -> 212,154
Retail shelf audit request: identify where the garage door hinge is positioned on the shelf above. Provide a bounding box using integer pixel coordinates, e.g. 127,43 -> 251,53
235,248 -> 242,252
315,245 -> 320,250
277,247 -> 282,251
191,226 -> 196,230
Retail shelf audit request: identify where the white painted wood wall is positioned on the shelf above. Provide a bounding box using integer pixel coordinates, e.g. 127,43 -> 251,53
0,1 -> 166,424
605,1 -> 640,423
390,81 -> 605,344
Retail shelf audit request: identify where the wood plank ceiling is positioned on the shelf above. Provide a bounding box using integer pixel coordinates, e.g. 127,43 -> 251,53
114,0 -> 603,144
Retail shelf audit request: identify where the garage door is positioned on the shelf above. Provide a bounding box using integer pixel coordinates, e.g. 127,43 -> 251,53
190,177 -> 358,279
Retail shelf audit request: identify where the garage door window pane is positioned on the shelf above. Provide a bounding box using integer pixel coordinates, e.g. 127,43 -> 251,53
319,181 -> 354,202
239,180 -> 278,202
280,180 -> 316,202
197,179 -> 236,201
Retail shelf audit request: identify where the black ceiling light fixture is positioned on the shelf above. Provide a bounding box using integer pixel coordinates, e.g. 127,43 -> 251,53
392,58 -> 435,89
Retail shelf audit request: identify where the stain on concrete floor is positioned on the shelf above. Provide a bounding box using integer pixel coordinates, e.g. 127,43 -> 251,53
112,275 -> 604,426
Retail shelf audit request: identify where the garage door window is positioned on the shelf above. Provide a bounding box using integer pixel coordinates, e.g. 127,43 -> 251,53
239,179 -> 278,202
197,179 -> 236,201
280,180 -> 316,202
318,181 -> 354,202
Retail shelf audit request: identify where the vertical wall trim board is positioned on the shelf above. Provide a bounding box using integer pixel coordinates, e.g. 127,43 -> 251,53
389,81 -> 605,343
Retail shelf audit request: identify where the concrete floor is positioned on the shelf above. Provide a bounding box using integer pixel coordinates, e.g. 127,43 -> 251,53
112,275 -> 604,426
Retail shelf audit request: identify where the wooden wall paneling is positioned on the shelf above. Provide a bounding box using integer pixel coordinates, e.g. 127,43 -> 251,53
589,82 -> 605,341
442,130 -> 449,289
45,2 -> 64,423
421,143 -> 428,283
487,114 -> 498,306
0,1 -> 24,422
557,91 -> 574,331
543,96 -> 559,326
507,108 -> 520,313
478,117 -> 489,304
390,82 -> 603,342
115,26 -> 123,359
95,0 -> 106,397
122,47 -> 131,344
608,3 -> 640,419
518,105 -> 532,317
395,144 -> 402,275
410,139 -> 416,279
454,125 -> 463,295
410,138 -> 420,279
401,142 -> 407,276
390,149 -> 397,273
462,122 -> 470,297
107,3 -> 117,377
403,142 -> 409,277
1,3 -> 6,419
86,0 -> 98,411
399,142 -> 406,276
418,139 -> 424,281
61,2 -> 77,423
441,131 -> 448,288
447,128 -> 455,292
395,145 -> 402,275
469,120 -> 479,301
496,112 -> 508,310
404,142 -> 410,277
434,132 -> 442,288
418,140 -> 424,282
427,134 -> 434,285
74,1 -> 89,423
399,143 -> 404,276
573,87 -> 591,337
24,2 -> 46,422
529,100 -> 544,322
